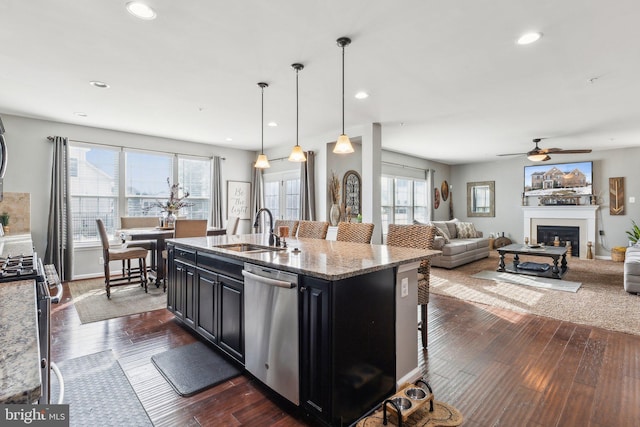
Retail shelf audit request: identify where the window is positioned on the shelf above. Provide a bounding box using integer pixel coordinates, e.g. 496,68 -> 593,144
263,170 -> 301,220
69,142 -> 212,244
380,175 -> 429,234
69,144 -> 119,242
125,151 -> 173,217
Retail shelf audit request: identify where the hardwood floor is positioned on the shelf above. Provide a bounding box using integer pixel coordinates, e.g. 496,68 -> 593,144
51,284 -> 640,426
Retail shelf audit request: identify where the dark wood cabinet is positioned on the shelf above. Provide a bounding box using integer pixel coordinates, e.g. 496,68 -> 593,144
167,243 -> 244,364
300,276 -> 332,419
218,274 -> 243,361
300,269 -> 396,426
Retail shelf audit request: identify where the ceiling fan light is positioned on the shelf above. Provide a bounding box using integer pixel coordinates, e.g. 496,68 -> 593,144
334,134 -> 355,154
288,145 -> 306,162
254,154 -> 271,169
527,153 -> 549,161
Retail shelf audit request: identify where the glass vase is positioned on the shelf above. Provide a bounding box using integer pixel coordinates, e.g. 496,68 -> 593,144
165,211 -> 177,229
330,204 -> 340,226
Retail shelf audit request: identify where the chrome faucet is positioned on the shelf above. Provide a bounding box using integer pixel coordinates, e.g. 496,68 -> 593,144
253,208 -> 279,246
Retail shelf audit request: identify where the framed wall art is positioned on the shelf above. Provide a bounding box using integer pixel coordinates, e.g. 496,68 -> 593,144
609,177 -> 624,215
342,170 -> 361,218
227,180 -> 251,219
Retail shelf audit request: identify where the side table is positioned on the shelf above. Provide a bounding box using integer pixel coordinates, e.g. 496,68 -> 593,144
493,236 -> 512,249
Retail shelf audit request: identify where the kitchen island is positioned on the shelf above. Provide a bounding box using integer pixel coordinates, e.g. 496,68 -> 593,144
166,234 -> 440,426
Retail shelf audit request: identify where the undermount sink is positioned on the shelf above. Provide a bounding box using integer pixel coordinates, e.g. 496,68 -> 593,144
213,243 -> 285,253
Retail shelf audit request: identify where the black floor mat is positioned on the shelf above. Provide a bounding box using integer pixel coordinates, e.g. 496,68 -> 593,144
151,341 -> 242,397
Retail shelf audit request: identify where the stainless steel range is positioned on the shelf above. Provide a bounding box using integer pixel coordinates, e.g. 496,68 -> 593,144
0,253 -> 64,403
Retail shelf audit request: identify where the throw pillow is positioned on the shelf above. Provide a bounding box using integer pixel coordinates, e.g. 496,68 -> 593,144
445,219 -> 459,239
456,222 -> 477,239
431,221 -> 451,240
433,226 -> 450,243
432,236 -> 446,250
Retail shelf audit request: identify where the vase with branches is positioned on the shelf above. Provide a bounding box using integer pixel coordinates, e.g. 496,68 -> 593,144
144,178 -> 193,227
329,172 -> 341,226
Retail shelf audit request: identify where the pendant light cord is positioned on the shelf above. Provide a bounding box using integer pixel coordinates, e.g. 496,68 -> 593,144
296,67 -> 299,146
341,43 -> 345,135
261,85 -> 264,154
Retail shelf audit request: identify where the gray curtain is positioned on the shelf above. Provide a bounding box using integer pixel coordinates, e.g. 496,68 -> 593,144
211,156 -> 223,227
251,165 -> 265,231
44,136 -> 74,281
299,151 -> 316,220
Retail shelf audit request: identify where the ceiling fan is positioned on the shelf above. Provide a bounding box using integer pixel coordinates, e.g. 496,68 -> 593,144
498,138 -> 592,161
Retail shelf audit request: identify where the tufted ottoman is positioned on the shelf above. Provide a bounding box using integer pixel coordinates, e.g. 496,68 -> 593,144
624,246 -> 640,293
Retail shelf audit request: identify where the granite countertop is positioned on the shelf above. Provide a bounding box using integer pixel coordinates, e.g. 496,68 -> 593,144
168,234 -> 441,280
0,279 -> 41,404
0,234 -> 40,404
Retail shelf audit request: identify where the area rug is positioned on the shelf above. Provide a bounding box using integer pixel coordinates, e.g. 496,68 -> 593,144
151,341 -> 242,397
471,270 -> 582,292
68,277 -> 167,324
356,400 -> 463,427
50,350 -> 152,427
430,252 -> 640,335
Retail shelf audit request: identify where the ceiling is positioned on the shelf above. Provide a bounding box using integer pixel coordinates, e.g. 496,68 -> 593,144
1,0 -> 640,165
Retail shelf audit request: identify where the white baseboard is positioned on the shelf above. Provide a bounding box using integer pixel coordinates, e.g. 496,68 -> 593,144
396,366 -> 422,389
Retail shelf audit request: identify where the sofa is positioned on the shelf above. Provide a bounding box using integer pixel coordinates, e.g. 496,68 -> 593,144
424,219 -> 490,269
624,245 -> 640,293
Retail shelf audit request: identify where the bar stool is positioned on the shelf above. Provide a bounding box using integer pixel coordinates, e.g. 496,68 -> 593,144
336,222 -> 375,244
297,221 -> 329,239
386,224 -> 436,349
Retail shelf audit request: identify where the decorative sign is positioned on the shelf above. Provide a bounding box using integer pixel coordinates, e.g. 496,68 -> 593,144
609,177 -> 625,215
227,181 -> 251,219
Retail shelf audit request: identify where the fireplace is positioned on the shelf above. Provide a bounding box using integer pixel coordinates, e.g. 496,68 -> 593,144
522,206 -> 598,259
537,225 -> 579,257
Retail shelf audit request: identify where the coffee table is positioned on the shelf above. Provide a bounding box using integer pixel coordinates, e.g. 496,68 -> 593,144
497,243 -> 568,279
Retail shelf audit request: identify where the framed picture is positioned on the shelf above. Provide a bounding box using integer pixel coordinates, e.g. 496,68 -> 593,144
609,177 -> 624,215
342,170 -> 361,217
227,181 -> 251,219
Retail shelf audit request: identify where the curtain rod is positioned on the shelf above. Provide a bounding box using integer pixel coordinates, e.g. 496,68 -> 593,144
381,160 -> 429,172
46,136 -> 222,160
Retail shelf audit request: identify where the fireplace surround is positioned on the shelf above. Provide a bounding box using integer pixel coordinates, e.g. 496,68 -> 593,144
522,206 -> 598,259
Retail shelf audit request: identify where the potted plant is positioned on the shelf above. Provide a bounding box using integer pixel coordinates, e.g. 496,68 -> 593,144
627,220 -> 640,245
0,212 -> 9,229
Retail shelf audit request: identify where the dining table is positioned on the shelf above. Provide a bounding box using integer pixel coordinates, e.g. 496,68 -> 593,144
119,226 -> 226,284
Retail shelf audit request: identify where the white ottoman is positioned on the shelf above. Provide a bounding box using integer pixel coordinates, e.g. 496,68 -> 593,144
624,246 -> 640,293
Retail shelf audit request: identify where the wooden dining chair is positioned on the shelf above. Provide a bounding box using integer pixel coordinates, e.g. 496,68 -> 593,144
336,222 -> 375,244
120,216 -> 157,274
386,224 -> 436,350
174,219 -> 208,238
274,220 -> 299,237
96,219 -> 148,298
297,221 -> 330,239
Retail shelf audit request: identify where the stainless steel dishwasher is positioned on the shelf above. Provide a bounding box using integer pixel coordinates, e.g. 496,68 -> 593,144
242,263 -> 299,405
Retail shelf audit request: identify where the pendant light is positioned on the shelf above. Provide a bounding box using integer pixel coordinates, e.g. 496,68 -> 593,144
254,82 -> 271,169
333,36 -> 354,154
288,63 -> 307,162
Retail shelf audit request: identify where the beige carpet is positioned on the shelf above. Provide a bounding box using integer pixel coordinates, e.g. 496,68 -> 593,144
430,252 -> 640,335
68,277 -> 167,324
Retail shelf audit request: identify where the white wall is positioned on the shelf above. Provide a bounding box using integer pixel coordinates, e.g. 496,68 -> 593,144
1,114 -> 255,278
451,147 -> 640,257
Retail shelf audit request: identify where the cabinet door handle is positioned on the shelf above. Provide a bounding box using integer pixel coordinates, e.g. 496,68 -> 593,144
299,286 -> 306,292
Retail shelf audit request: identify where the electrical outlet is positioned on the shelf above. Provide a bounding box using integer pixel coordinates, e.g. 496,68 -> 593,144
630,196 -> 636,203
599,230 -> 605,236
401,277 -> 409,298
99,256 -> 104,264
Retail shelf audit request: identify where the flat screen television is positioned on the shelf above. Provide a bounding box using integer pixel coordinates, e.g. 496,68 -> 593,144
524,161 -> 593,197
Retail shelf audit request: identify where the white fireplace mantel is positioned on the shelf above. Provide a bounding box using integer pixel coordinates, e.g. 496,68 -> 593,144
522,205 -> 598,258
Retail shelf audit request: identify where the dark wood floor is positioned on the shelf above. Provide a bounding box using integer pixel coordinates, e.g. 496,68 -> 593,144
51,283 -> 640,426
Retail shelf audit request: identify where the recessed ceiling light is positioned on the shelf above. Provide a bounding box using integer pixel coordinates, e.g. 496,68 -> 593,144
517,32 -> 543,45
355,91 -> 369,99
267,122 -> 278,127
225,137 -> 233,142
74,112 -> 87,117
126,2 -> 157,20
89,80 -> 109,88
